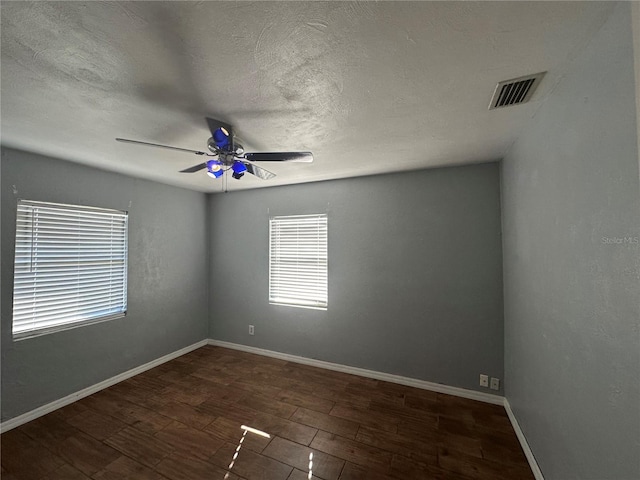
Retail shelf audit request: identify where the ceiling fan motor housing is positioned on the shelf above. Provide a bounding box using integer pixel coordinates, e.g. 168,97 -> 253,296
207,137 -> 244,157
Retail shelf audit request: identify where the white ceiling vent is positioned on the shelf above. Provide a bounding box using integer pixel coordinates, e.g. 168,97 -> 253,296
489,72 -> 546,109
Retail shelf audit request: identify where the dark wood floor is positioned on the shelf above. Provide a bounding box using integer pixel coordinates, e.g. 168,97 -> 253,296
1,346 -> 534,480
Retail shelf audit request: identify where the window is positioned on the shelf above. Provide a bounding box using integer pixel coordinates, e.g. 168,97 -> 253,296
12,200 -> 128,339
269,214 -> 328,310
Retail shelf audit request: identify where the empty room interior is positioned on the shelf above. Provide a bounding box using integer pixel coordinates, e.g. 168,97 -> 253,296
1,2 -> 639,480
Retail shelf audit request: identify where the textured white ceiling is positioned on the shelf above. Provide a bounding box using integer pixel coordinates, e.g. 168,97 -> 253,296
1,1 -> 615,192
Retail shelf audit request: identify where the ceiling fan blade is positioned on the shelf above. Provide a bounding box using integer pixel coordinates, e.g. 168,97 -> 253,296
205,117 -> 235,151
244,162 -> 276,180
116,138 -> 209,156
180,163 -> 208,173
244,152 -> 313,163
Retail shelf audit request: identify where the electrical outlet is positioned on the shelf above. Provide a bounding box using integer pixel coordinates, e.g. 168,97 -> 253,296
490,377 -> 500,390
479,374 -> 489,387
248,325 -> 255,335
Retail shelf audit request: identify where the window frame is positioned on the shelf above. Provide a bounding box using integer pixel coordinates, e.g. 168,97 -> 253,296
268,213 -> 328,310
11,199 -> 129,340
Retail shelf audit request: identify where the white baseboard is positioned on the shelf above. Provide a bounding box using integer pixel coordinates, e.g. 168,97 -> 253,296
504,398 -> 545,480
0,339 -> 208,433
207,339 -> 504,406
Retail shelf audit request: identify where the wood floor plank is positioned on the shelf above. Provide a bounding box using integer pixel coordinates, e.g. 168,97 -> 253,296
190,367 -> 236,386
283,366 -> 350,392
200,383 -> 249,404
276,389 -> 335,414
105,380 -> 160,405
249,371 -> 303,390
481,438 -> 530,466
135,362 -> 176,379
197,398 -> 259,424
395,417 -> 439,444
232,377 -> 285,397
377,381 -> 435,400
55,432 -> 121,476
120,373 -> 168,392
344,384 -> 405,407
438,432 -> 483,458
79,391 -> 173,434
19,412 -> 80,451
310,431 -> 393,470
209,441 -> 293,480
473,409 -> 515,431
389,453 -> 461,480
290,407 -> 359,439
1,429 -> 66,479
328,404 -> 397,433
404,392 -> 439,410
154,420 -> 225,460
92,455 -> 169,480
250,411 -> 319,446
153,400 -> 217,429
157,370 -> 210,390
239,393 -> 299,419
368,399 -> 439,426
338,462 -> 396,480
252,362 -> 288,375
262,436 -> 345,480
47,401 -> 89,421
437,445 -> 535,480
155,453 -> 242,480
355,426 -> 437,465
204,416 -> 273,453
433,402 -> 477,425
208,356 -> 255,377
310,386 -> 371,409
158,384 -> 210,406
287,468 -> 314,480
0,469 -> 20,480
40,463 -> 92,480
104,426 -> 174,468
65,408 -> 127,441
438,415 -> 477,436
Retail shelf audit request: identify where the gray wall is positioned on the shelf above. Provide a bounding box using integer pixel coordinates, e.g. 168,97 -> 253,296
1,148 -> 209,421
501,4 -> 640,480
208,163 -> 504,394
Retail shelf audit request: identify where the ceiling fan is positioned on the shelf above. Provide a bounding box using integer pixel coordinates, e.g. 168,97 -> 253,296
116,117 -> 313,181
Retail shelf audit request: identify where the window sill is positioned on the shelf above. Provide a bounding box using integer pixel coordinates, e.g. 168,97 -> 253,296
12,312 -> 127,342
269,302 -> 327,311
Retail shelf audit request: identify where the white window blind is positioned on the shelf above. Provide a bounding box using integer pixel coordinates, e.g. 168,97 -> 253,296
12,200 -> 128,339
269,214 -> 328,309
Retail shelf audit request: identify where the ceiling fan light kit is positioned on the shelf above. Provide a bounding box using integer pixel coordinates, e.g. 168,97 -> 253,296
212,127 -> 231,150
116,117 -> 313,182
206,160 -> 224,178
231,161 -> 247,179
